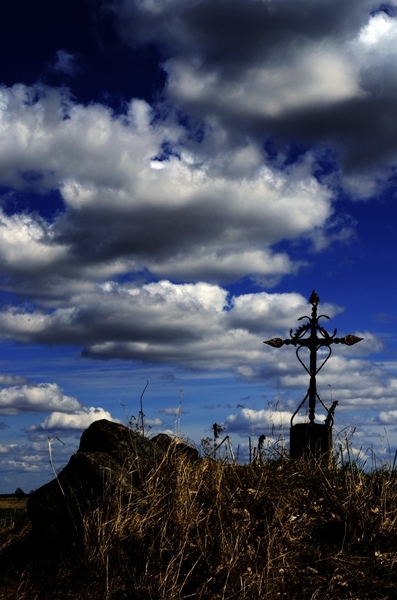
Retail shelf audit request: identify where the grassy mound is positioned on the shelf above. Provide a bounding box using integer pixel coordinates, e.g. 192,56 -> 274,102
1,445 -> 397,599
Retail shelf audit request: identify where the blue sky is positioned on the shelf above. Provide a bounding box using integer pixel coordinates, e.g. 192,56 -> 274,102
1,0 -> 397,492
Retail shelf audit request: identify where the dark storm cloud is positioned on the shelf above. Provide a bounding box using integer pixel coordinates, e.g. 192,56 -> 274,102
111,0 -> 374,67
56,199 -> 227,261
246,97 -> 397,173
109,0 -> 397,179
54,188 -> 301,269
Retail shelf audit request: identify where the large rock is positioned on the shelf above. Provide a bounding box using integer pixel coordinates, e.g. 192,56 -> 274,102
152,432 -> 199,461
27,420 -> 195,549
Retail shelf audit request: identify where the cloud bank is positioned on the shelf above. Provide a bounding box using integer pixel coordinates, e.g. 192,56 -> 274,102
0,85 -> 335,299
102,0 -> 397,201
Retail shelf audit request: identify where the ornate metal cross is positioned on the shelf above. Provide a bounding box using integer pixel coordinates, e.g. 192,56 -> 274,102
264,291 -> 363,426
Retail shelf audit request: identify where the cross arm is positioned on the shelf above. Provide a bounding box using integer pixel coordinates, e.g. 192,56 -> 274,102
332,334 -> 363,346
264,337 -> 295,348
264,334 -> 363,349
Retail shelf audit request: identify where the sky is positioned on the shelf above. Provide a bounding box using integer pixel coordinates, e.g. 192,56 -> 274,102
1,0 -> 397,492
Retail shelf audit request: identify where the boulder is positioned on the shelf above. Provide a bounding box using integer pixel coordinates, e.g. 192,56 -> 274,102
27,420 -> 191,549
152,433 -> 199,461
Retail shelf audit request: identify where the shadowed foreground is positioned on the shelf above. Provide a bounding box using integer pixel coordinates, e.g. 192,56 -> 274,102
1,432 -> 397,599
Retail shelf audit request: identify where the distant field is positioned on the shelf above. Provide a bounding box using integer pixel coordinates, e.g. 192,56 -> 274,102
0,498 -> 27,510
0,497 -> 28,528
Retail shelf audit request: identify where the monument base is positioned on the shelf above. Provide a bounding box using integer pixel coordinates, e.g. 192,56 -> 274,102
290,423 -> 332,461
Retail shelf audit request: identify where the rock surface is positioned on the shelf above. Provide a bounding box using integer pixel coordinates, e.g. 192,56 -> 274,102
27,419 -> 197,549
152,432 -> 199,461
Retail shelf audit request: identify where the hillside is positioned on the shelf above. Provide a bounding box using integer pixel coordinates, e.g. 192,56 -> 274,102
1,439 -> 397,599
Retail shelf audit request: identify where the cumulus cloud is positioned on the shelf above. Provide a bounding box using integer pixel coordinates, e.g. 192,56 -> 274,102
224,407 -> 305,435
0,284 -> 318,369
165,48 -> 360,119
0,443 -> 17,453
108,0 -> 397,185
280,353 -> 397,412
0,84 -> 339,298
377,410 -> 397,425
0,284 -> 380,390
0,374 -> 29,386
0,284 -> 394,416
4,460 -> 42,473
25,406 -> 118,432
144,417 -> 164,427
0,436 -> 79,485
0,383 -> 81,415
0,210 -> 68,281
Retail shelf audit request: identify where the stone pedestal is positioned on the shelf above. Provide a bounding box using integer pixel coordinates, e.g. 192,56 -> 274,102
290,423 -> 332,461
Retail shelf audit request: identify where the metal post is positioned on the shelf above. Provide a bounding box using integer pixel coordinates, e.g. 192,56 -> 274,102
308,300 -> 318,423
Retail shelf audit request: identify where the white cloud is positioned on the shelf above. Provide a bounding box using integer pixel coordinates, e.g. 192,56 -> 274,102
0,383 -> 81,415
5,460 -> 42,473
26,407 -> 118,432
0,283 -> 308,369
0,286 -> 367,377
229,291 -> 342,334
0,437 -> 77,483
166,46 -> 360,119
159,407 -> 181,415
0,285 -> 393,418
353,11 -> 397,97
143,280 -> 228,312
224,407 -> 306,434
279,353 -> 397,413
0,211 -> 68,275
0,86 -> 174,192
0,84 -> 338,297
358,12 -> 396,47
145,417 -> 164,427
0,374 -> 29,386
149,248 -> 297,283
377,410 -> 397,425
0,443 -> 17,453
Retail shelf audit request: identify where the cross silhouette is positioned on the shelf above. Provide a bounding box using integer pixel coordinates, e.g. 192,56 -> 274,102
264,291 -> 363,426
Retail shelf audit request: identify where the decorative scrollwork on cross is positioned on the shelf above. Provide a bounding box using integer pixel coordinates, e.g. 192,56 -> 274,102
264,291 -> 363,427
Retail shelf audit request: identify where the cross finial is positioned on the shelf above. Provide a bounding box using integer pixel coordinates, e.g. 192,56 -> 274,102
309,290 -> 320,306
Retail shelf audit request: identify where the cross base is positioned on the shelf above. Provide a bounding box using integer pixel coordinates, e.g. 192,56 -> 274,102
290,423 -> 332,463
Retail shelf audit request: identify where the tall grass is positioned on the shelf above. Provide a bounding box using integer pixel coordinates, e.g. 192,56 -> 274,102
2,441 -> 397,599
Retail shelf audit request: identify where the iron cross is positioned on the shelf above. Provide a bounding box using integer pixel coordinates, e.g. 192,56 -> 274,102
264,291 -> 363,425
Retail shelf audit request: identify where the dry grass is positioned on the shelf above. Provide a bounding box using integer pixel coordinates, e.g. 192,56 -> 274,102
0,497 -> 28,537
2,445 -> 397,599
0,498 -> 28,510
